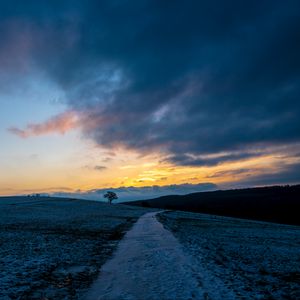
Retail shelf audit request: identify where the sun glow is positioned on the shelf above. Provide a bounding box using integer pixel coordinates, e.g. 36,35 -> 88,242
1,138 -> 298,196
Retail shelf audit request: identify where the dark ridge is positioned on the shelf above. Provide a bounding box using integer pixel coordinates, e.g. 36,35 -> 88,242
124,184 -> 300,226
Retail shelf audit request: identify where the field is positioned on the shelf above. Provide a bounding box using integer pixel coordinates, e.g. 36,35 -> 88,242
1,196 -> 300,299
0,196 -> 150,300
158,210 -> 300,299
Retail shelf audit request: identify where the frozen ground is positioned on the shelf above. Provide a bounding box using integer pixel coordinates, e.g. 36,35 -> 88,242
2,197 -> 299,300
0,196 -> 150,300
159,211 -> 300,299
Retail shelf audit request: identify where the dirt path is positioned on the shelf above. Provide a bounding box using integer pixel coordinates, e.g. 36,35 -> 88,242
85,211 -> 203,300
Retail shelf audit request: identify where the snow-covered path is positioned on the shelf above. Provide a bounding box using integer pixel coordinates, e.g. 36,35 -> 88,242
85,212 -> 203,300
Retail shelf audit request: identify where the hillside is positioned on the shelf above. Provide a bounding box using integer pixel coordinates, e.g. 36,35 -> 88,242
125,184 -> 300,225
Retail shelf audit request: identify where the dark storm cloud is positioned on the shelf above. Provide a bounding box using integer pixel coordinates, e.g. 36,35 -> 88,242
2,1 -> 300,167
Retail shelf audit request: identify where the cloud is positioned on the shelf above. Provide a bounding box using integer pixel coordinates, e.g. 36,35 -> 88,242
94,165 -> 107,171
165,151 -> 264,167
205,168 -> 252,179
1,1 -> 300,177
83,165 -> 107,171
53,182 -> 217,202
228,162 -> 300,188
8,111 -> 78,138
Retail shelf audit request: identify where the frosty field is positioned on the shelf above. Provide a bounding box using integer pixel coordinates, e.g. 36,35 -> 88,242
0,196 -> 150,299
158,211 -> 300,299
1,196 -> 300,300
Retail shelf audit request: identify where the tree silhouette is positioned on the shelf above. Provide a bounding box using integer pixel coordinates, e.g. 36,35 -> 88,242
104,191 -> 118,204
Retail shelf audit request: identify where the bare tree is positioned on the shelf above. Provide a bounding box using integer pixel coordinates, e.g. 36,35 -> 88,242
104,191 -> 118,204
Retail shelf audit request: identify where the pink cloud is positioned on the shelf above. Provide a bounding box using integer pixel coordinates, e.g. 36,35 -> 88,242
8,111 -> 79,138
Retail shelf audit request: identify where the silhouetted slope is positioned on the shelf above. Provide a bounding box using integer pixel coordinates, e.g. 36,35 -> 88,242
125,185 -> 300,225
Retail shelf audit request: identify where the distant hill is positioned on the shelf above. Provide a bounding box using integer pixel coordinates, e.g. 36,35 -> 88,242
124,184 -> 300,225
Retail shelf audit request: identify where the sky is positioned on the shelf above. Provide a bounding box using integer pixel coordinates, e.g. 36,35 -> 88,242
0,0 -> 300,201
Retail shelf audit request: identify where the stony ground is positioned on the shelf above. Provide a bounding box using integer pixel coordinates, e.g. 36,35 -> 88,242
158,211 -> 300,299
0,196 -> 151,300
